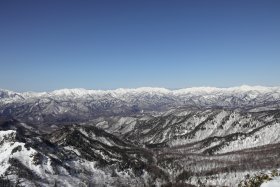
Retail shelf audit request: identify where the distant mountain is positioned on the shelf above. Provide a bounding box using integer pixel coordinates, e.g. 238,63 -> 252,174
1,85 -> 280,123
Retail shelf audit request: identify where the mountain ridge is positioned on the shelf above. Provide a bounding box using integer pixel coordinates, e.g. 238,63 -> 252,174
1,85 -> 280,124
1,85 -> 280,98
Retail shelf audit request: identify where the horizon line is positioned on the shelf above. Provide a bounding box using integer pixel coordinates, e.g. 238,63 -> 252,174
1,84 -> 280,94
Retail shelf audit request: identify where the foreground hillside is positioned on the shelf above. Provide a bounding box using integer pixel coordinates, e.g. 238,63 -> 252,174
0,119 -> 168,186
0,107 -> 280,186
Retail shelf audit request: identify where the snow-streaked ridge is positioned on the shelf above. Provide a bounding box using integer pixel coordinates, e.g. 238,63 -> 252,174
1,85 -> 280,98
1,85 -> 280,124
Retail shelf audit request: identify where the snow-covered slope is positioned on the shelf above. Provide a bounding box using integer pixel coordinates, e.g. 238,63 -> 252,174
0,120 -> 168,186
261,177 -> 280,187
1,108 -> 280,186
85,107 -> 280,186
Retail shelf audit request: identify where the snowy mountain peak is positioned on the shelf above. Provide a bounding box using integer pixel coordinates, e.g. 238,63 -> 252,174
1,85 -> 280,124
1,85 -> 280,98
50,88 -> 90,97
113,87 -> 170,95
174,85 -> 280,95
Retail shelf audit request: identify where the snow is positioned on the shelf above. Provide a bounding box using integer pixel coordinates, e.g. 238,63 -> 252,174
107,117 -> 137,134
0,130 -> 24,175
2,85 -> 280,101
0,130 -> 16,140
173,85 -> 280,95
64,146 -> 81,156
0,128 -> 146,186
217,122 -> 280,154
0,129 -> 56,184
261,177 -> 280,187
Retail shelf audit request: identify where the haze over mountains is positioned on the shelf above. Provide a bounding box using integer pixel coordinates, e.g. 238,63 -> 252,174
0,85 -> 280,186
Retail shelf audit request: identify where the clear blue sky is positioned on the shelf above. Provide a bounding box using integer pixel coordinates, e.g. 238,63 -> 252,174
0,0 -> 280,91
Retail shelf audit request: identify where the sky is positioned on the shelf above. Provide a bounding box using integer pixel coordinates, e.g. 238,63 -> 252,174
0,0 -> 280,92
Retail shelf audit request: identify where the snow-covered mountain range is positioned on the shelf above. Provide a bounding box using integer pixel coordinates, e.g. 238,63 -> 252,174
2,85 -> 280,102
1,85 -> 280,123
1,86 -> 280,186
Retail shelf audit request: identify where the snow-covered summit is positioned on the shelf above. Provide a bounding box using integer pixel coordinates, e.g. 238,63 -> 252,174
1,85 -> 280,98
174,85 -> 280,94
1,85 -> 280,123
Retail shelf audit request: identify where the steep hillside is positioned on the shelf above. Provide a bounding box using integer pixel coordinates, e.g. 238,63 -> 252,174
0,120 -> 168,187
